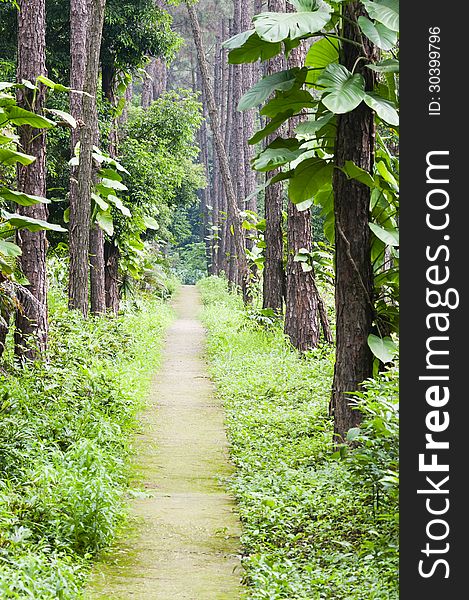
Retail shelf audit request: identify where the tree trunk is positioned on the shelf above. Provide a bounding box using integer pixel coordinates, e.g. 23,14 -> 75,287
141,58 -> 156,108
331,1 -> 377,440
284,3 -> 320,351
14,0 -> 48,361
104,241 -> 120,314
262,0 -> 286,313
68,0 -> 106,316
186,2 -> 249,301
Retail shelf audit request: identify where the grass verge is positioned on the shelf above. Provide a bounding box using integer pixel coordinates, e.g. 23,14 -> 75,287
198,276 -> 398,600
0,291 -> 173,598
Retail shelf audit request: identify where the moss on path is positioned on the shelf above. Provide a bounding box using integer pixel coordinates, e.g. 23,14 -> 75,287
87,286 -> 243,599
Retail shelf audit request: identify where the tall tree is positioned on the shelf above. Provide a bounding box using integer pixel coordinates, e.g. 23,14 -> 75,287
14,0 -> 48,360
186,1 -> 249,301
262,0 -> 286,314
284,2 -> 321,352
68,0 -> 106,316
330,1 -> 377,439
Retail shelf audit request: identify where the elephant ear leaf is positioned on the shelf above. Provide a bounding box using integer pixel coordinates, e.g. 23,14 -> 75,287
317,64 -> 366,114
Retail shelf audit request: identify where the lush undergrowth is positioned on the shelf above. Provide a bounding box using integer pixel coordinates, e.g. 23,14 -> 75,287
0,291 -> 173,598
198,277 -> 398,600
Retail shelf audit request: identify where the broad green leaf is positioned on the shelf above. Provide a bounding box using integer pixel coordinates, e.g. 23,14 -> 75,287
91,192 -> 109,211
295,112 -> 334,138
358,16 -> 397,50
0,82 -> 15,91
96,211 -> 114,236
143,215 -> 159,230
1,210 -> 66,232
295,198 -> 314,211
362,0 -> 399,32
301,262 -> 313,272
289,157 -> 333,204
376,160 -> 398,190
0,239 -> 21,258
239,70 -> 299,111
261,89 -> 316,118
318,64 -> 366,114
253,9 -> 331,43
249,110 -> 295,144
364,92 -> 399,126
99,178 -> 128,192
346,427 -> 361,442
0,93 -> 16,107
305,37 -> 339,84
5,106 -> 55,128
367,333 -> 397,363
0,187 -> 49,206
369,222 -> 399,246
0,148 -> 36,166
45,108 -> 77,129
225,30 -> 282,64
108,194 -> 131,217
253,144 -> 304,172
341,160 -> 376,188
98,168 -> 122,182
63,207 -> 70,223
36,75 -> 70,93
367,58 -> 399,73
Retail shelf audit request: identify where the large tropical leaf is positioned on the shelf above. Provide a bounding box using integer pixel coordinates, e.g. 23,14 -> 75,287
108,194 -> 131,217
0,148 -> 36,166
362,0 -> 399,32
288,157 -> 333,204
249,110 -> 295,145
96,211 -> 114,236
1,210 -> 66,232
261,89 -> 316,118
358,16 -> 397,50
369,222 -> 399,246
239,69 -> 299,111
367,58 -> 399,73
253,9 -> 331,43
0,239 -> 21,258
364,92 -> 399,126
368,333 -> 397,363
295,112 -> 334,138
341,161 -> 376,188
0,187 -> 50,206
4,106 -> 55,128
317,63 -> 365,114
253,140 -> 304,172
224,30 -> 282,64
305,37 -> 339,84
45,108 -> 77,129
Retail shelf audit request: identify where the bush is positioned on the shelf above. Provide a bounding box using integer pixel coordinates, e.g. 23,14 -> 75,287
0,289 -> 172,596
197,276 -> 399,599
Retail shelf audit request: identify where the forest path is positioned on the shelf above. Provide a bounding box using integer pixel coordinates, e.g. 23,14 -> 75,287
87,285 -> 243,599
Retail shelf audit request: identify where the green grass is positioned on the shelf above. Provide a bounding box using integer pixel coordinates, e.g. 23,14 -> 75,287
0,290 -> 173,598
198,276 -> 398,600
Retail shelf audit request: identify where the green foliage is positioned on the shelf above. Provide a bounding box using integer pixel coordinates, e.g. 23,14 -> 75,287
198,277 -> 398,599
0,288 -> 173,596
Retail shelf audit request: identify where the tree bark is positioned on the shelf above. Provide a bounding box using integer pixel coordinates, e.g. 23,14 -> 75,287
262,0 -> 286,313
284,3 -> 320,351
186,1 -> 249,300
14,0 -> 48,361
90,225 -> 106,313
68,0 -> 106,316
331,1 -> 377,440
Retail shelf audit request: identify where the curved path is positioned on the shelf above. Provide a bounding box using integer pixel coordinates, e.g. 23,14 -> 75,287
88,286 -> 243,599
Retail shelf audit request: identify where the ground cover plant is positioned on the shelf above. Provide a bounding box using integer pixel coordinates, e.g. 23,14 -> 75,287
198,276 -> 399,599
0,285 -> 173,598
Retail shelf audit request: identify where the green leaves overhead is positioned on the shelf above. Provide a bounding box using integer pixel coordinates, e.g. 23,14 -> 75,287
362,0 -> 399,32
96,211 -> 114,237
317,64 -> 365,114
358,16 -> 397,51
224,30 -> 282,64
238,69 -> 300,111
252,139 -> 304,172
288,157 -> 333,204
369,222 -> 399,246
253,7 -> 331,43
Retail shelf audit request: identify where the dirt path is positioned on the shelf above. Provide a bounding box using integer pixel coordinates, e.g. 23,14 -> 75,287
87,285 -> 243,599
